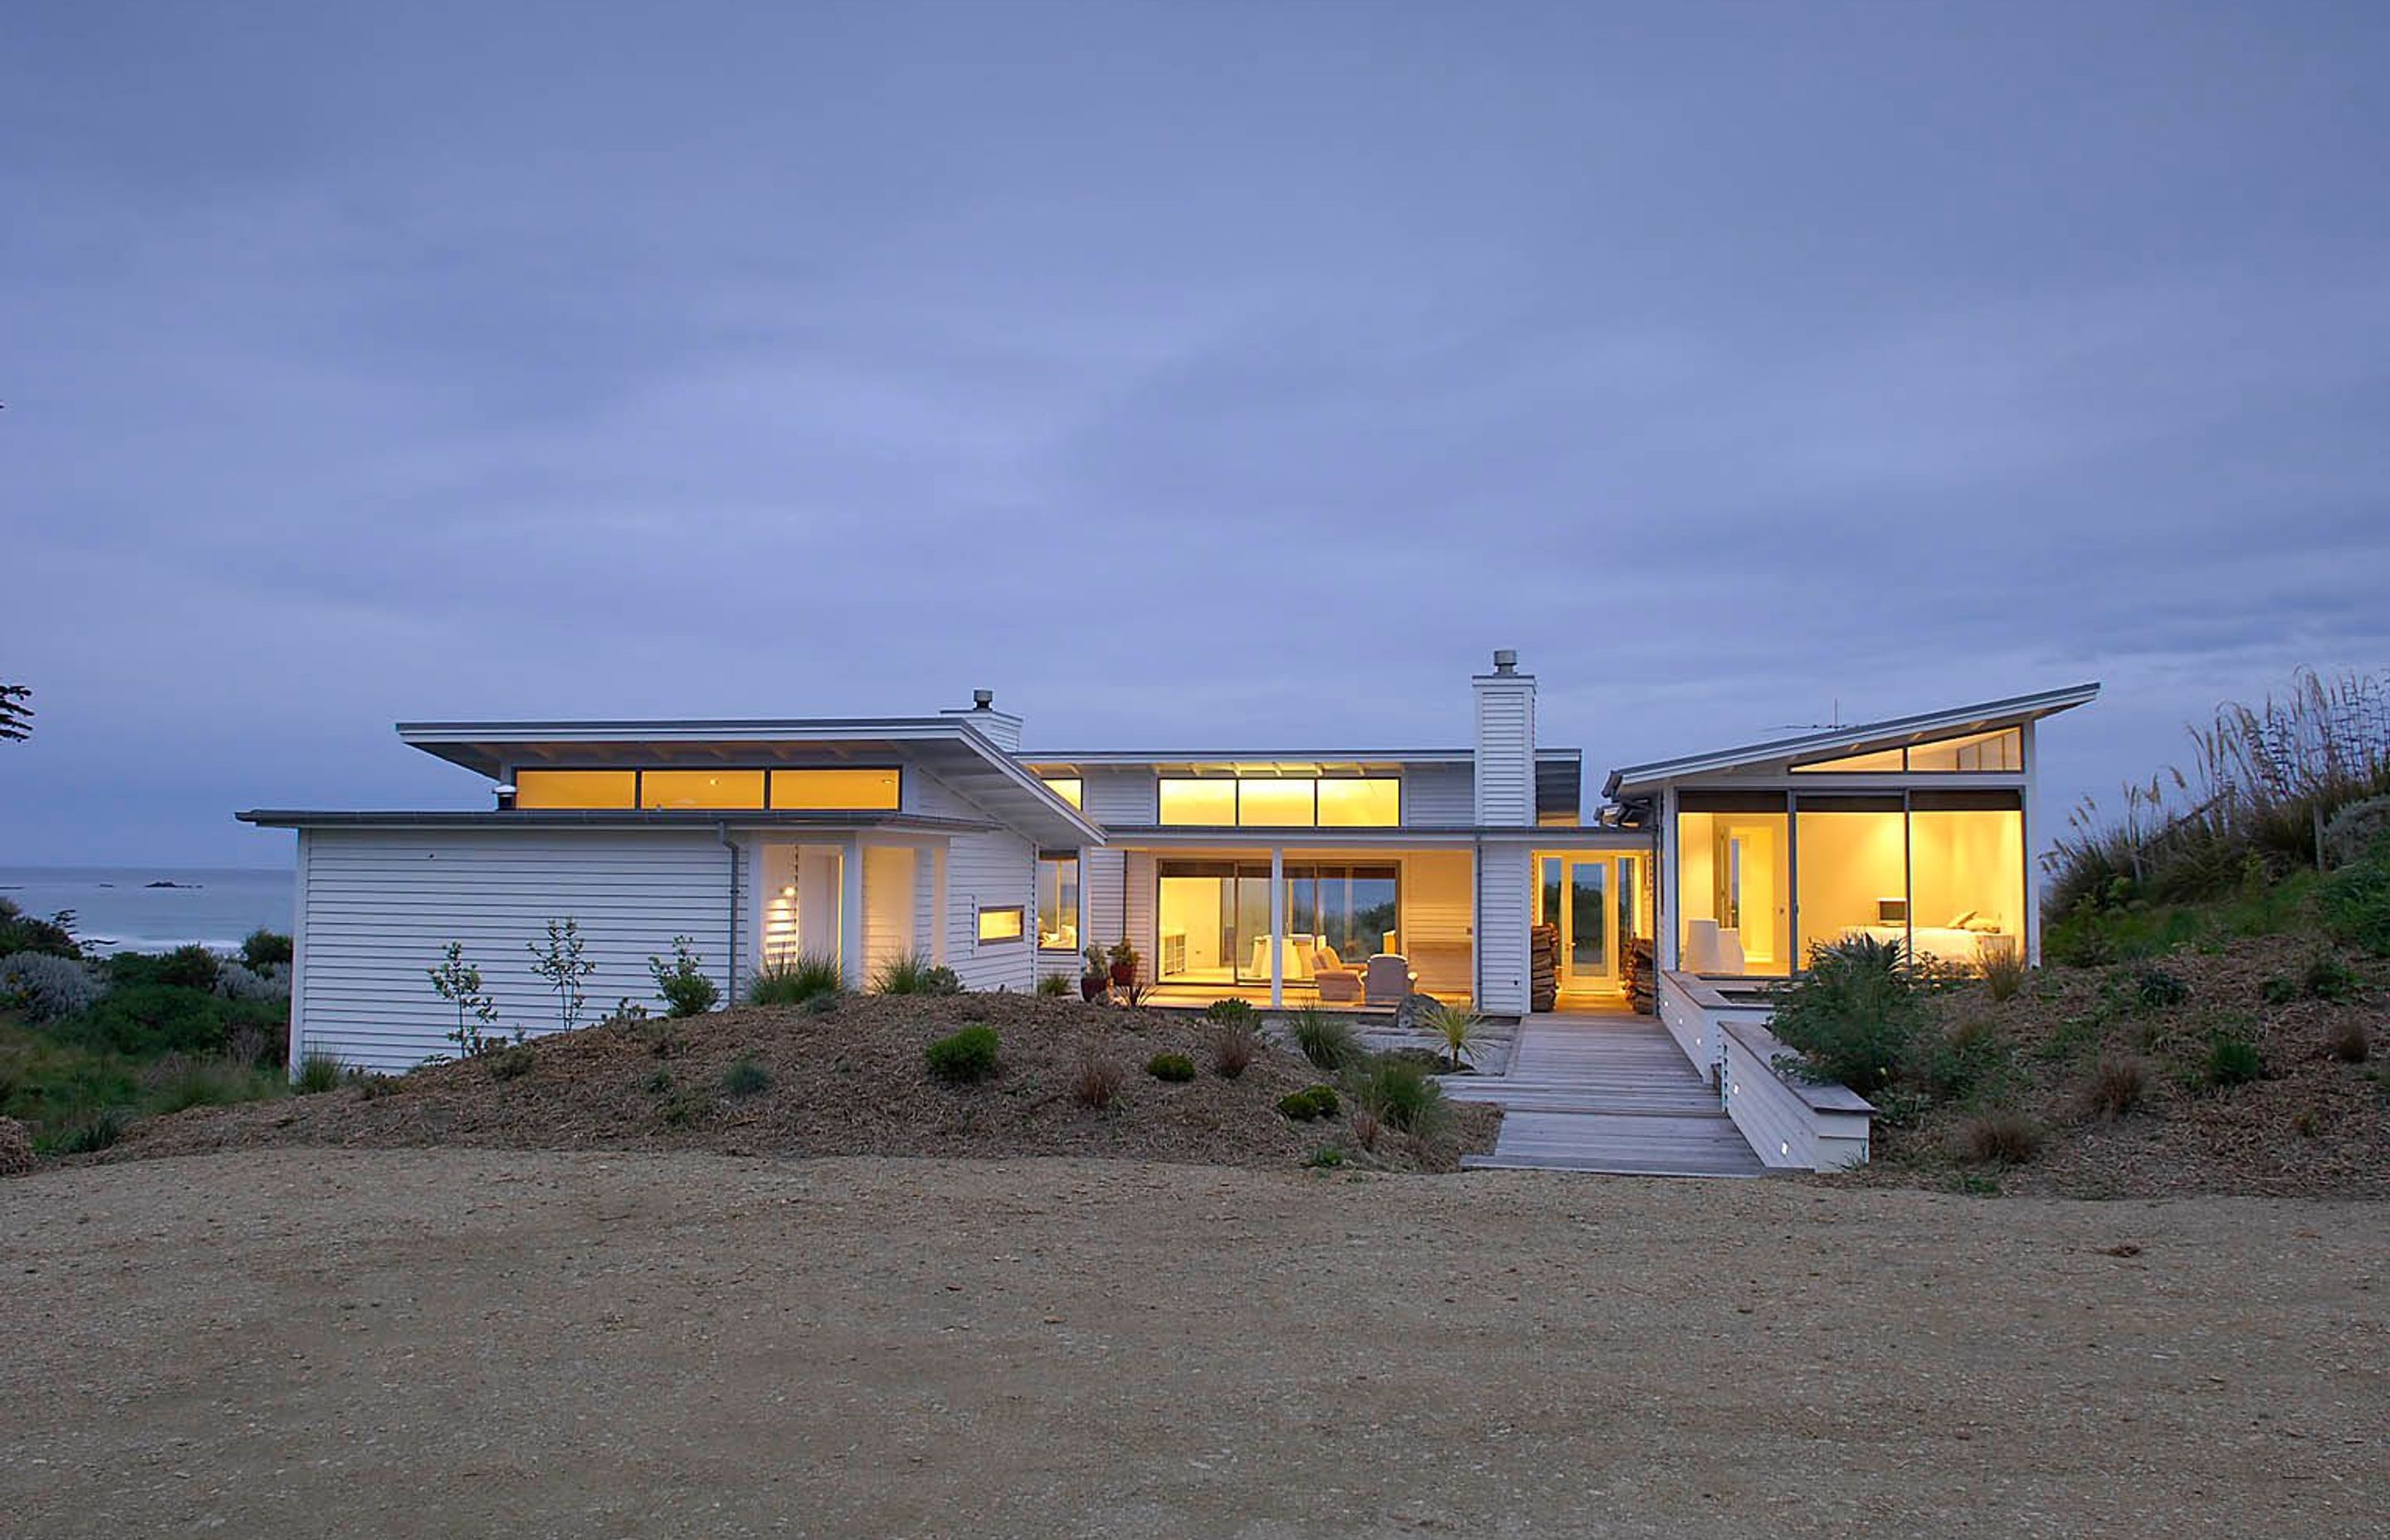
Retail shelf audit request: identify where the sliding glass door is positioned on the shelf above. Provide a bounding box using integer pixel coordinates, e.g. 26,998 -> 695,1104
1154,860 -> 1401,989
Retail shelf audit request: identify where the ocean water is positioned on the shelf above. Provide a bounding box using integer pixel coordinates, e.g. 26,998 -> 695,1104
0,865 -> 295,954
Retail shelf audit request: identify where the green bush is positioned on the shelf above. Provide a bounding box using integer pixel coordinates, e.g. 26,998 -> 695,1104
1906,1017 -> 2013,1105
240,929 -> 295,970
1288,1008 -> 1363,1072
294,1052 -> 345,1094
2321,794 -> 2390,868
1036,972 -> 1071,997
2317,855 -> 2390,958
149,1053 -> 285,1113
720,1056 -> 773,1097
2132,966 -> 2189,1010
1303,1144 -> 1345,1169
2261,974 -> 2300,1006
924,1025 -> 1001,1083
1145,1052 -> 1196,1082
1203,999 -> 1256,1026
2205,1035 -> 2265,1089
647,937 -> 721,1018
486,1045 -> 536,1081
46,984 -> 287,1060
1766,936 -> 1927,1097
749,954 -> 845,1006
152,944 -> 220,992
47,1107 -> 127,1156
0,898 -> 80,960
1345,1055 -> 1451,1138
2303,950 -> 2362,1001
1276,1084 -> 1340,1121
871,951 -> 960,996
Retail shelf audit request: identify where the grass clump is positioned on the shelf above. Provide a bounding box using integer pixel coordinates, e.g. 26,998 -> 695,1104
1210,1020 -> 1257,1079
871,952 -> 961,996
719,1056 -> 772,1097
2203,1035 -> 2265,1089
924,1025 -> 1000,1084
1958,1111 -> 2043,1165
1981,948 -> 2028,1002
1276,1084 -> 1340,1122
485,1044 -> 536,1081
1145,1052 -> 1196,1083
1425,1001 -> 1484,1071
294,1051 -> 346,1094
2132,966 -> 2189,1011
2317,851 -> 2390,958
1287,1008 -> 1363,1072
1302,1144 -> 1345,1169
1070,1050 -> 1124,1109
2082,1052 -> 2150,1119
2324,1017 -> 2370,1065
1345,1055 -> 1451,1139
47,1106 -> 129,1155
1203,999 -> 1256,1026
749,954 -> 845,1006
1036,972 -> 1071,997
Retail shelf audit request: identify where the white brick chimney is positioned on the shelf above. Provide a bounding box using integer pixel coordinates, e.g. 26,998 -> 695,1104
1472,649 -> 1536,826
942,688 -> 1022,752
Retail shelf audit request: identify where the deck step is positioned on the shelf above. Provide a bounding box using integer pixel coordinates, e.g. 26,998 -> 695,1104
1449,1011 -> 1765,1177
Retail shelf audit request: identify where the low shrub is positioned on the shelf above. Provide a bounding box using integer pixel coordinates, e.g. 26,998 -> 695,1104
924,1025 -> 1001,1083
1981,949 -> 2028,1003
49,1107 -> 127,1155
2325,1017 -> 2371,1065
1768,936 -> 1926,1097
1959,1111 -> 2042,1165
1146,1052 -> 1196,1082
156,944 -> 222,992
1071,1050 -> 1124,1109
2321,794 -> 2390,868
2082,1052 -> 2150,1119
486,1045 -> 536,1081
1288,1009 -> 1363,1073
1909,1017 -> 2012,1105
147,1052 -> 285,1114
1277,1084 -> 1340,1121
1210,1021 -> 1257,1079
647,937 -> 721,1018
659,1088 -> 714,1128
803,992 -> 840,1017
294,1051 -> 345,1094
239,929 -> 295,970
2303,950 -> 2362,1001
2316,854 -> 2390,958
1346,1055 -> 1451,1138
1349,1108 -> 1383,1152
0,953 -> 106,1023
1203,999 -> 1256,1026
1036,973 -> 1071,997
749,954 -> 845,1006
1303,1144 -> 1345,1169
2204,1035 -> 2265,1089
2261,974 -> 2300,1006
720,1056 -> 772,1097
354,1074 -> 400,1101
643,1067 -> 675,1094
871,952 -> 960,996
0,898 -> 80,960
2132,966 -> 2189,1011
47,984 -> 288,1060
213,960 -> 290,1003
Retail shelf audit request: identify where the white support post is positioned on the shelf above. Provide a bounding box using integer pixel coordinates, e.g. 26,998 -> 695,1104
2021,719 -> 2042,967
929,844 -> 949,967
840,837 -> 866,990
1269,846 -> 1285,1010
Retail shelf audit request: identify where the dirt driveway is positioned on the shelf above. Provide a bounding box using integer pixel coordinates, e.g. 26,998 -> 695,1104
3,1150 -> 2383,1538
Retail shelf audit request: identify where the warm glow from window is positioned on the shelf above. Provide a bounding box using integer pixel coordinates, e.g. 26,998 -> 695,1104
1316,778 -> 1401,827
978,905 -> 1024,943
769,768 -> 900,810
640,769 -> 767,809
514,770 -> 637,809
1158,778 -> 1236,825
1792,747 -> 1906,774
1037,855 -> 1080,950
1042,777 -> 1084,809
1908,729 -> 2022,773
1237,778 -> 1315,827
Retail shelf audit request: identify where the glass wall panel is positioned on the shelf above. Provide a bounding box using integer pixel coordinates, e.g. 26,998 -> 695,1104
769,768 -> 900,810
1036,855 -> 1080,951
1910,806 -> 2026,970
514,769 -> 638,809
1041,777 -> 1084,809
1790,747 -> 1906,773
1569,862 -> 1608,973
977,905 -> 1023,943
1158,778 -> 1236,826
1316,778 -> 1400,826
1676,809 -> 1792,976
1794,799 -> 1910,962
1908,729 -> 2022,772
641,769 -> 767,809
1156,865 -> 1236,983
1236,779 -> 1315,827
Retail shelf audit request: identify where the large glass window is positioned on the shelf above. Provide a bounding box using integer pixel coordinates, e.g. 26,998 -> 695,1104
1036,855 -> 1080,951
1041,777 -> 1084,809
769,768 -> 900,810
1154,776 -> 1401,828
514,769 -> 638,809
1794,797 -> 1909,962
1791,728 -> 2023,774
1154,860 -> 1399,987
1676,797 -> 1792,977
1909,794 -> 2026,970
641,769 -> 767,809
977,905 -> 1024,943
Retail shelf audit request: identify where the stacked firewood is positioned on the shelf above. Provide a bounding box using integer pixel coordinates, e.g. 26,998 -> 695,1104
1529,924 -> 1561,1012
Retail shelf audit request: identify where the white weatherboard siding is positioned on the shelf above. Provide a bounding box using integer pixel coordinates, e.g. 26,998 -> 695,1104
1472,674 -> 1535,826
1125,850 -> 1158,978
944,827 -> 1036,992
1080,768 -> 1158,824
294,829 -> 734,1073
1475,843 -> 1533,1013
1403,764 -> 1473,826
1083,848 -> 1127,952
1401,851 -> 1474,997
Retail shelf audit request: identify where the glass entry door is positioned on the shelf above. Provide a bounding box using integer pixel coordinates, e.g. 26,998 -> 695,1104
1564,859 -> 1612,988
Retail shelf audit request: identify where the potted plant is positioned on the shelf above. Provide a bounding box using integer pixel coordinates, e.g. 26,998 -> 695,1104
1108,938 -> 1140,988
1081,942 -> 1111,1001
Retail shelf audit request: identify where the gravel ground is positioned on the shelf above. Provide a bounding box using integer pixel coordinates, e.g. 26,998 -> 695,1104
5,1150 -> 2383,1538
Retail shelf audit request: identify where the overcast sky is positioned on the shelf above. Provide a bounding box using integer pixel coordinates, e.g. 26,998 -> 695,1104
4,1 -> 2386,866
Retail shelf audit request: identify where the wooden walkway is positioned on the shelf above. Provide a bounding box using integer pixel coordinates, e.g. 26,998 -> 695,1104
1444,1013 -> 1767,1177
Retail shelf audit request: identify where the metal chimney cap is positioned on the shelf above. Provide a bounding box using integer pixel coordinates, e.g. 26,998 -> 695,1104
1492,649 -> 1519,674
972,689 -> 995,709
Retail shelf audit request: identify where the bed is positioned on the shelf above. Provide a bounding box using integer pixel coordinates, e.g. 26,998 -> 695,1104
1844,924 -> 2010,968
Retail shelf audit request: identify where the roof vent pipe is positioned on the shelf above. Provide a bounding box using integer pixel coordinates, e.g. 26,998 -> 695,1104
973,689 -> 995,709
1492,649 -> 1518,675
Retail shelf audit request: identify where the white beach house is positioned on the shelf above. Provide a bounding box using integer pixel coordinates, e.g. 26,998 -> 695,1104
243,654 -> 2095,1076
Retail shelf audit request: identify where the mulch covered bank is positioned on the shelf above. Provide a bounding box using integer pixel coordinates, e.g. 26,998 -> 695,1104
103,994 -> 1498,1173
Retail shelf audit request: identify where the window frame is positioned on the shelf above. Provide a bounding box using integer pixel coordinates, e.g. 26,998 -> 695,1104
976,904 -> 1027,946
1035,852 -> 1081,953
501,765 -> 905,811
1153,774 -> 1403,829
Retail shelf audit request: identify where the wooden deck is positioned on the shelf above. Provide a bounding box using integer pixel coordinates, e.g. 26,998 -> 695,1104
1445,1013 -> 1767,1177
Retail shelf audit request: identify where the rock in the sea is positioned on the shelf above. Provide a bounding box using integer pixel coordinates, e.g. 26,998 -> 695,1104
0,1117 -> 33,1177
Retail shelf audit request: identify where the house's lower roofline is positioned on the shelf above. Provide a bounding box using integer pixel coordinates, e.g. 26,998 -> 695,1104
236,809 -> 1001,833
